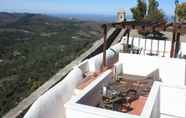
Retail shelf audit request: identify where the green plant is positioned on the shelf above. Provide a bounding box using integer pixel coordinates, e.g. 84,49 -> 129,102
146,0 -> 165,21
131,0 -> 165,22
176,3 -> 186,21
131,0 -> 147,21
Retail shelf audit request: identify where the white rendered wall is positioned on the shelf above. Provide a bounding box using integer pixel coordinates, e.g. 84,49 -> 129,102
180,43 -> 186,57
25,46 -> 185,118
119,53 -> 186,87
118,54 -> 186,118
24,67 -> 83,118
141,82 -> 161,118
65,104 -> 139,118
65,70 -> 139,118
160,85 -> 186,118
77,70 -> 113,106
24,43 -> 123,118
78,60 -> 90,73
88,43 -> 122,72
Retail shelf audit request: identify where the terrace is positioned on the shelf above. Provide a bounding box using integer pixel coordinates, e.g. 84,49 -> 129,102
65,53 -> 186,118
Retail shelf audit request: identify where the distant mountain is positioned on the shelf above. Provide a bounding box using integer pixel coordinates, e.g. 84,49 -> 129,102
0,12 -> 102,117
49,13 -> 115,22
50,13 -> 135,23
0,12 -> 21,25
0,12 -> 63,26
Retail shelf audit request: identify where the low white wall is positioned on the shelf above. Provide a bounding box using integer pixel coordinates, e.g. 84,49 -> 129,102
77,70 -> 113,106
180,43 -> 186,57
119,54 -> 186,118
160,85 -> 186,118
24,67 -> 83,118
65,70 -> 139,118
119,53 -> 186,87
141,82 -> 161,118
88,43 -> 122,72
24,43 -> 123,118
65,103 -> 139,118
78,60 -> 90,74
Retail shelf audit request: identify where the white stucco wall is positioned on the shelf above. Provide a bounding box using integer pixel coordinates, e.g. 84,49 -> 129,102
25,47 -> 186,118
88,45 -> 122,72
118,53 -> 186,118
24,67 -> 83,118
119,53 -> 186,87
160,85 -> 186,118
24,43 -> 123,118
141,82 -> 161,118
65,70 -> 139,118
78,60 -> 90,73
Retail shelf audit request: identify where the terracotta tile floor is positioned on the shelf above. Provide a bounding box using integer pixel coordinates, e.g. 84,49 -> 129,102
128,96 -> 148,115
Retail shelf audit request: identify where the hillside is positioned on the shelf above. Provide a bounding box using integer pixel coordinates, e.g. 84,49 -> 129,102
0,12 -> 102,116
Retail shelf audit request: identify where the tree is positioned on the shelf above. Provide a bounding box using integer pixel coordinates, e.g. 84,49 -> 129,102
131,0 -> 165,22
176,3 -> 186,22
147,0 -> 165,21
131,0 -> 147,21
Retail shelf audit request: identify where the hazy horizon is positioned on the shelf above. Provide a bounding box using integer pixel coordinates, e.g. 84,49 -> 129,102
0,11 -> 175,23
0,0 -> 185,16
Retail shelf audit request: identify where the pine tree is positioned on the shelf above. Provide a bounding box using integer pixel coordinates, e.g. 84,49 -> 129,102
176,3 -> 186,22
147,0 -> 164,21
131,0 -> 164,22
131,0 -> 147,21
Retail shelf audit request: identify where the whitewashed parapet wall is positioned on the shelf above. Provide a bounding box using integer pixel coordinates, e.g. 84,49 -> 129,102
24,43 -> 123,118
118,53 -> 186,118
119,53 -> 186,87
24,44 -> 186,118
65,54 -> 186,118
65,69 -> 141,118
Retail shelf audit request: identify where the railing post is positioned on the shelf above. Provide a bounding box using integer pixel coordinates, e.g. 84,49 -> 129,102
102,24 -> 107,70
144,37 -> 147,55
150,38 -> 153,55
170,31 -> 176,58
163,39 -> 166,57
174,32 -> 181,58
127,29 -> 130,52
131,37 -> 134,53
157,39 -> 159,56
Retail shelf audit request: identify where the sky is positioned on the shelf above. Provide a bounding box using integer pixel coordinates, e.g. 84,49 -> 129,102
0,0 -> 185,16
